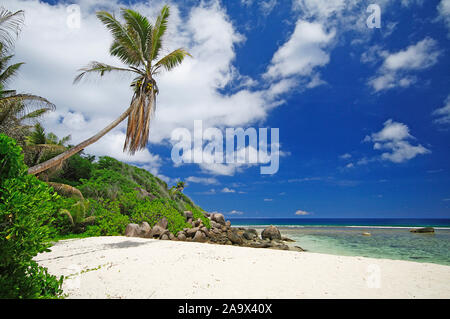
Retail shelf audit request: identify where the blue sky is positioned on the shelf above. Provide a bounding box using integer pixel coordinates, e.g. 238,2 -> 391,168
7,0 -> 450,218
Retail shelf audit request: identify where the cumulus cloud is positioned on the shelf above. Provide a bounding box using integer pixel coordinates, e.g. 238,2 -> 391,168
264,20 -> 335,82
6,0 -> 295,176
295,210 -> 311,216
437,0 -> 450,36
185,176 -> 219,185
367,38 -> 441,92
364,119 -> 430,163
221,187 -> 236,193
432,95 -> 450,125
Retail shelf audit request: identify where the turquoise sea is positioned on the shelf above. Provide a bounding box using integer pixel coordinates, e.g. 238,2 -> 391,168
229,218 -> 450,266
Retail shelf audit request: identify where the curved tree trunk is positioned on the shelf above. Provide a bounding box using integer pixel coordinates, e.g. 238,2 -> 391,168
28,106 -> 132,175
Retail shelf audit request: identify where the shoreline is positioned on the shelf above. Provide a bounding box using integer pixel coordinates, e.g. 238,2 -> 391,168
232,224 -> 450,230
35,236 -> 450,299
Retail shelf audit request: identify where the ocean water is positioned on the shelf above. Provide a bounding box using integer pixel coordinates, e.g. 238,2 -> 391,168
229,218 -> 450,266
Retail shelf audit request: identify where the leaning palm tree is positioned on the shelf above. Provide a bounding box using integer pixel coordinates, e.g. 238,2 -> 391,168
28,6 -> 191,175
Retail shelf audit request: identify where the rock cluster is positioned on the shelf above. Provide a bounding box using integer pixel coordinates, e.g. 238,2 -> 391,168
125,212 -> 304,252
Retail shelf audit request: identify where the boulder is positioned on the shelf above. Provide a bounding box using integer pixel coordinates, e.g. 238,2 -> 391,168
125,223 -> 140,237
193,231 -> 207,242
125,222 -> 151,238
243,229 -> 258,240
156,217 -> 168,230
225,220 -> 231,227
362,232 -> 371,236
194,219 -> 202,227
261,225 -> 281,240
211,213 -> 226,225
139,222 -> 152,238
227,230 -> 243,245
177,233 -> 187,241
281,236 -> 295,242
210,220 -> 221,229
186,227 -> 199,237
161,234 -> 169,240
169,233 -> 175,240
244,241 -> 271,249
151,225 -> 166,238
200,227 -> 210,237
184,211 -> 193,220
410,227 -> 435,233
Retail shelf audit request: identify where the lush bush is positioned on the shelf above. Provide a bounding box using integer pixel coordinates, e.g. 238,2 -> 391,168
0,134 -> 63,298
50,154 -> 93,186
84,199 -> 130,236
130,199 -> 190,234
188,204 -> 211,229
0,133 -> 27,180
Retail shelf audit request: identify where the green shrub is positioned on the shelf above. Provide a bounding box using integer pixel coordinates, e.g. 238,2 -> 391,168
0,133 -> 27,180
0,135 -> 63,298
50,154 -> 93,186
130,199 -> 190,234
186,204 -> 211,229
84,200 -> 129,236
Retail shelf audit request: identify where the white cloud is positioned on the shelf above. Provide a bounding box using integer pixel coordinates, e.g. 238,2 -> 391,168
260,0 -> 277,16
432,95 -> 450,125
227,210 -> 244,215
264,20 -> 335,80
221,187 -> 236,193
295,209 -> 311,216
339,153 -> 352,159
437,0 -> 450,36
185,176 -> 219,185
368,38 -> 440,92
7,0 -> 293,177
263,198 -> 273,201
364,119 -> 430,163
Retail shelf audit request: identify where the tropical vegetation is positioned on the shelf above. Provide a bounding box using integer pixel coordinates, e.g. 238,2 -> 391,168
28,5 -> 191,176
0,5 -> 201,299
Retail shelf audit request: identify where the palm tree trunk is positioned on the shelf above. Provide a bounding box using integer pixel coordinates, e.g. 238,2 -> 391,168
28,106 -> 132,175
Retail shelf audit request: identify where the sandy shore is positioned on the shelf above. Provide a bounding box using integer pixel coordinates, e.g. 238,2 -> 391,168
35,236 -> 450,299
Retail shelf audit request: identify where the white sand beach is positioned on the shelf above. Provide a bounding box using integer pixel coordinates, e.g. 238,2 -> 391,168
35,236 -> 450,299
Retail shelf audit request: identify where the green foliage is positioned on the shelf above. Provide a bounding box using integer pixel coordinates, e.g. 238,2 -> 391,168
59,199 -> 96,233
84,199 -> 129,236
52,153 -> 93,186
0,134 -> 63,298
187,204 -> 211,229
0,133 -> 27,179
129,198 -> 189,234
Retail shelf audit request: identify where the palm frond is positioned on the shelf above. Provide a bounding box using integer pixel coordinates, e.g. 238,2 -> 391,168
96,11 -> 144,66
121,8 -> 150,57
73,61 -> 139,84
60,209 -> 75,226
19,107 -> 51,121
0,8 -> 24,51
153,48 -> 191,73
0,93 -> 55,111
150,5 -> 170,61
123,89 -> 155,154
0,61 -> 23,86
47,182 -> 84,200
